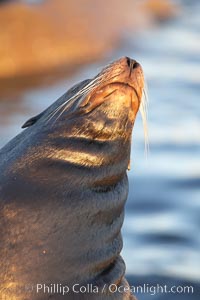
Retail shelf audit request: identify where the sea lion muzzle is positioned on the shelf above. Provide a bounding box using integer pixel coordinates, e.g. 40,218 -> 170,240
0,57 -> 146,300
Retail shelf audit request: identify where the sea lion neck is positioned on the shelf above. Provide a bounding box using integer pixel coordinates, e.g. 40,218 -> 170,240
44,114 -> 131,179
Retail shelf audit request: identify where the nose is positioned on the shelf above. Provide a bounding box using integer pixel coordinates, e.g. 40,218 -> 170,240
126,57 -> 139,69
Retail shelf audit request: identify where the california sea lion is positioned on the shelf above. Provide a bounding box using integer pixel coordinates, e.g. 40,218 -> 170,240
0,57 -> 146,300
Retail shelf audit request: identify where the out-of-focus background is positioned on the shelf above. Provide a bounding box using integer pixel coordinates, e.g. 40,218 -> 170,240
0,0 -> 199,299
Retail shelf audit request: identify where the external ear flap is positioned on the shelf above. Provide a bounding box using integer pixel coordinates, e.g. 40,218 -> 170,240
21,111 -> 45,128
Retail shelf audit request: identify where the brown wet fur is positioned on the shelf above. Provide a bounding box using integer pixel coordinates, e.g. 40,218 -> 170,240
0,57 -> 143,299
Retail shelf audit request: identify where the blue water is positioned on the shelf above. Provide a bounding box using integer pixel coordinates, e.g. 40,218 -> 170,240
0,1 -> 199,299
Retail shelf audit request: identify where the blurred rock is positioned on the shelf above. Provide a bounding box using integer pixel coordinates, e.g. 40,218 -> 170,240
142,0 -> 178,22
0,0 -> 177,94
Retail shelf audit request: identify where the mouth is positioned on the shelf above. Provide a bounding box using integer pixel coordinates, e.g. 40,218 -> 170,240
78,81 -> 141,113
99,82 -> 140,101
107,82 -> 140,101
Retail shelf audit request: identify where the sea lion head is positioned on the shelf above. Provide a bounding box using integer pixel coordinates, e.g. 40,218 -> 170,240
2,56 -> 147,183
22,56 -> 146,171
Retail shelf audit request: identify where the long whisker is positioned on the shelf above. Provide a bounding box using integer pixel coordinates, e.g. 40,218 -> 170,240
45,69 -> 123,124
139,84 -> 149,156
45,84 -> 95,123
47,77 -> 101,117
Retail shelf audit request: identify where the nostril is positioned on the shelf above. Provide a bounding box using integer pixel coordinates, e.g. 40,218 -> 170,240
132,62 -> 140,69
126,57 -> 139,69
126,57 -> 131,67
